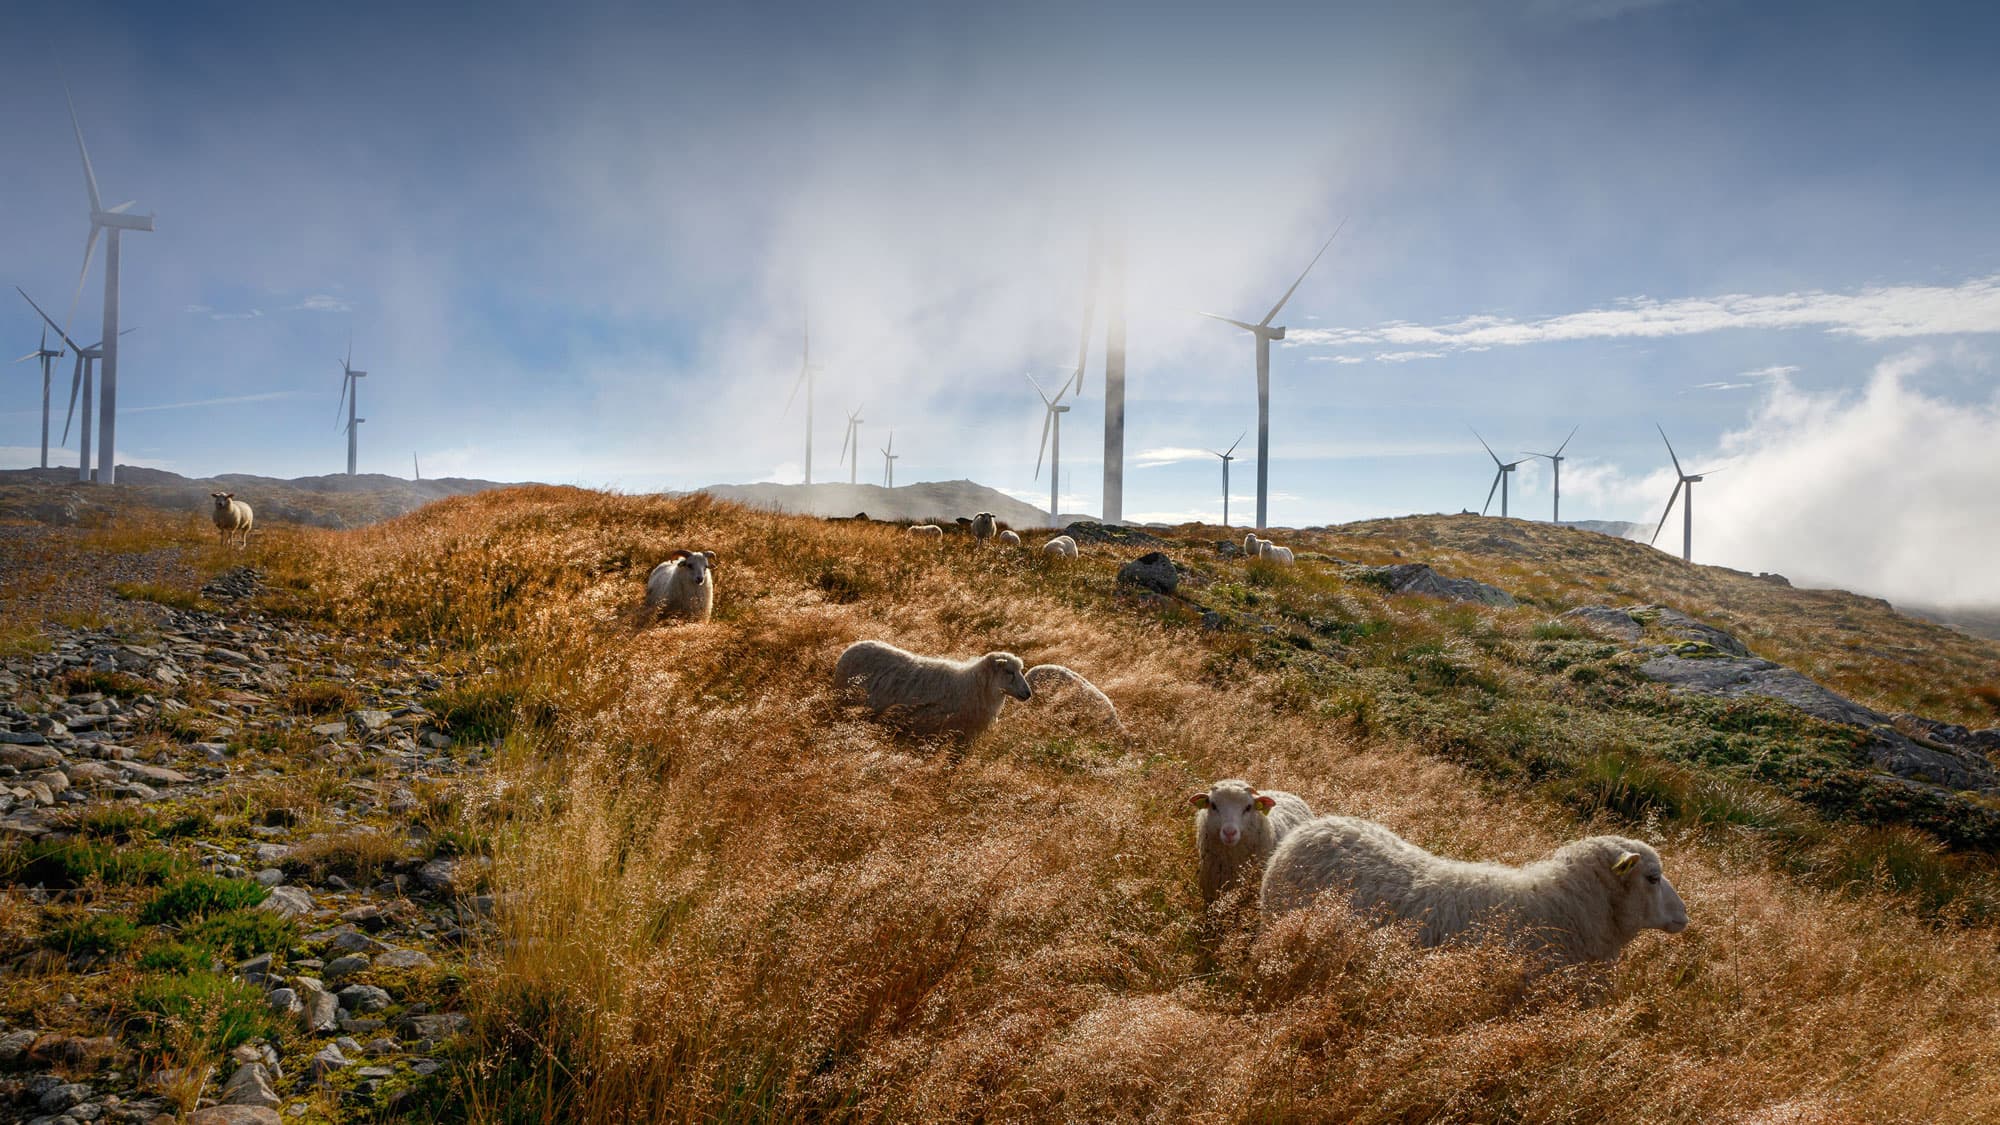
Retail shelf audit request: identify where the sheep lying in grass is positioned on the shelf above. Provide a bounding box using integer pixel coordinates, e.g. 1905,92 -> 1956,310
970,512 -> 998,546
1261,817 -> 1689,965
998,530 -> 1022,546
909,524 -> 945,542
1043,534 -> 1079,558
645,550 -> 717,622
210,492 -> 254,549
833,640 -> 1033,743
1192,779 -> 1312,904
1023,664 -> 1122,733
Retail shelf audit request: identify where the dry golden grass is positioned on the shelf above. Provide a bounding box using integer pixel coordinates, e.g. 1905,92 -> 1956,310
247,490 -> 2000,1122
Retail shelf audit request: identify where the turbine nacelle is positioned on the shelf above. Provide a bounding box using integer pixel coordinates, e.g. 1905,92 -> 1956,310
91,209 -> 153,232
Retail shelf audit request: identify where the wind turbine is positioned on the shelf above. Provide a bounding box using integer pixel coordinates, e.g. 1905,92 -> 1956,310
60,80 -> 153,486
784,317 -> 820,485
880,430 -> 899,488
1473,429 -> 1526,518
1522,425 -> 1579,524
1651,425 -> 1721,563
13,308 -> 66,470
1028,373 -> 1072,522
17,287 -> 126,481
336,340 -> 367,476
1201,220 -> 1345,530
413,452 -> 421,481
838,405 -> 865,485
1211,431 -> 1246,528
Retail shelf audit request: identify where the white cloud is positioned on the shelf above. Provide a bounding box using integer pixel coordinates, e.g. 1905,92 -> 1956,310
1373,350 -> 1446,363
123,391 -> 310,415
290,294 -> 355,313
1288,275 -> 2000,353
1134,446 -> 1224,468
1739,365 -> 1800,379
209,309 -> 264,321
1308,355 -> 1366,364
1690,381 -> 1752,391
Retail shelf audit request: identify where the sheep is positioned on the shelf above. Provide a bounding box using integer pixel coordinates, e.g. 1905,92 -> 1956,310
209,492 -> 253,548
1260,816 -> 1689,966
644,549 -> 717,622
1042,534 -> 1079,558
1242,533 -> 1294,565
969,512 -> 998,546
832,639 -> 1033,743
908,524 -> 945,542
1023,664 -> 1122,733
1243,532 -> 1267,557
1191,779 -> 1313,904
998,529 -> 1022,546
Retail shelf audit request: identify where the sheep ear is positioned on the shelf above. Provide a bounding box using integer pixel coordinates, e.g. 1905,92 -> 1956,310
1188,793 -> 1211,810
1612,851 -> 1640,875
1254,795 -> 1276,814
702,552 -> 716,565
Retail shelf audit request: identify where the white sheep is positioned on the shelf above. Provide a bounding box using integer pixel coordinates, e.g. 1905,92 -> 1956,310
210,492 -> 254,549
1191,779 -> 1312,904
1023,664 -> 1122,733
832,639 -> 1033,743
1261,817 -> 1689,965
644,549 -> 717,622
1242,532 -> 1267,557
1042,534 -> 1079,558
969,512 -> 998,546
998,530 -> 1022,546
908,524 -> 945,542
1242,533 -> 1294,565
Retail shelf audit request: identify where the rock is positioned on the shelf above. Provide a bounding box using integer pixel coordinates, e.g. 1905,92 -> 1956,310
1632,606 -> 1751,657
115,760 -> 192,785
254,867 -> 286,887
220,1062 -> 280,1109
374,948 -> 434,971
414,858 -> 458,895
266,987 -> 303,1018
349,710 -> 394,733
62,760 -> 120,785
1349,563 -> 1517,608
295,977 -> 339,1033
338,984 -> 393,1013
258,886 -> 313,919
323,954 -> 372,981
0,745 -> 62,770
310,722 -> 347,739
0,1027 -> 39,1062
403,1012 -> 470,1040
1561,605 -> 1645,641
326,929 -> 390,955
1061,521 -> 1164,546
1215,540 -> 1244,558
252,843 -> 293,865
39,1081 -> 93,1113
187,1106 -> 283,1125
1116,552 -> 1180,595
308,1042 -> 349,1081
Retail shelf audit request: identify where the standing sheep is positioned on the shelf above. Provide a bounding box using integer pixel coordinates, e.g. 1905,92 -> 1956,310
833,640 -> 1033,743
645,550 -> 718,622
1243,533 -> 1267,557
1242,533 -> 1293,564
1042,534 -> 1079,558
969,512 -> 998,546
908,524 -> 945,542
1023,664 -> 1122,733
998,529 -> 1022,546
1261,817 -> 1689,965
1191,779 -> 1312,904
210,492 -> 253,549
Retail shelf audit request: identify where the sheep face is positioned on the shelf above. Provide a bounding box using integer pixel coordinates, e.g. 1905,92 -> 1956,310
211,492 -> 234,513
1605,840 -> 1689,937
985,653 -> 1033,701
668,550 -> 715,586
1190,781 -> 1275,848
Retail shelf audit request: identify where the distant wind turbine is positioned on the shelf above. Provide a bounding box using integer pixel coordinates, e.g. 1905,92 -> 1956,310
1522,425 -> 1579,523
1211,431 -> 1246,528
18,287 -> 128,481
413,452 -> 420,481
880,430 -> 898,488
1028,372 -> 1072,522
1201,219 -> 1345,530
13,299 -> 66,469
1473,429 -> 1525,518
838,405 -> 865,485
784,317 -> 820,485
1651,425 -> 1722,563
60,78 -> 153,485
336,340 -> 367,476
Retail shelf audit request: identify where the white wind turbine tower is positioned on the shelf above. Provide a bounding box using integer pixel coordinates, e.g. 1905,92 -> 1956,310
1651,425 -> 1721,563
1028,373 -> 1072,523
784,318 -> 821,485
880,430 -> 898,487
336,341 -> 367,476
1473,429 -> 1526,518
18,287 -> 127,481
14,298 -> 66,469
1201,220 -> 1345,531
1522,425 -> 1579,523
1211,431 -> 1246,528
59,81 -> 153,486
838,405 -> 865,485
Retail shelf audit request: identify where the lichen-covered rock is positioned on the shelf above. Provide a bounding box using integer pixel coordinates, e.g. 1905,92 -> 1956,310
1350,563 -> 1516,608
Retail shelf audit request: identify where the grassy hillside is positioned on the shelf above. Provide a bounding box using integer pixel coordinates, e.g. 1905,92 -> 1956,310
219,488 -> 2000,1122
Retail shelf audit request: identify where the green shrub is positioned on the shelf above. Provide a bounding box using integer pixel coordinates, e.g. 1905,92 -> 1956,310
43,912 -> 140,955
181,909 -> 297,960
140,876 -> 268,925
130,972 -> 275,1052
5,840 -> 185,888
138,941 -> 218,975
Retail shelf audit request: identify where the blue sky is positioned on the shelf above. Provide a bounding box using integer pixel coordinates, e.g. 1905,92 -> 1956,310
4,0 -> 1998,604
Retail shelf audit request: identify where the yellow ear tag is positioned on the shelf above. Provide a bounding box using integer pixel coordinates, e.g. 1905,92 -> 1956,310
1613,852 -> 1639,875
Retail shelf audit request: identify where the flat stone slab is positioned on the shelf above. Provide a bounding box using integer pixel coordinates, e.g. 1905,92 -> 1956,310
1350,563 -> 1517,608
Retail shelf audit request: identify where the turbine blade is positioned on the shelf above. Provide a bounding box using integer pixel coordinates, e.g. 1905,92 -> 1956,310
1034,409 -> 1053,479
783,365 -> 808,415
1656,423 -> 1685,478
1471,427 -> 1502,467
1225,430 -> 1246,458
12,350 -> 36,364
106,201 -> 134,214
1260,217 -> 1347,327
1198,311 -> 1261,333
62,355 -> 82,441
839,422 -> 853,465
16,288 -> 84,352
1554,424 -> 1579,457
64,81 -> 102,213
1651,480 -> 1685,544
63,225 -> 102,344
1025,372 -> 1052,406
1070,268 -> 1100,398
1482,470 -> 1503,516
336,372 -> 350,426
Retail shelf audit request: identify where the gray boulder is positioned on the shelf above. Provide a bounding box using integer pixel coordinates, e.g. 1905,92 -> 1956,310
1351,563 -> 1516,608
1116,552 -> 1180,595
